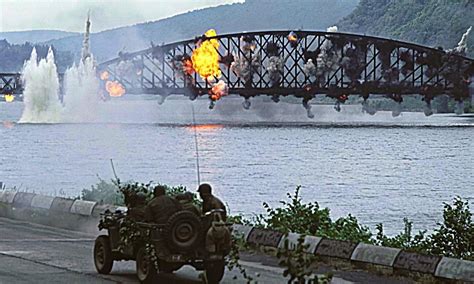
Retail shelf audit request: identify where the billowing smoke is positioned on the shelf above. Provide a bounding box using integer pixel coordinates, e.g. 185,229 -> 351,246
303,59 -> 316,78
452,26 -> 472,55
19,47 -> 63,123
208,80 -> 229,109
81,12 -> 91,62
391,103 -> 402,117
63,14 -> 100,122
266,56 -> 285,86
231,37 -> 261,87
20,14 -> 101,123
315,26 -> 340,83
361,100 -> 376,115
63,56 -> 100,122
302,99 -> 314,118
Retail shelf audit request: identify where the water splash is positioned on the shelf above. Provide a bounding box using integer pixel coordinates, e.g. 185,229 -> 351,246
19,47 -> 63,123
62,13 -> 100,122
62,56 -> 100,122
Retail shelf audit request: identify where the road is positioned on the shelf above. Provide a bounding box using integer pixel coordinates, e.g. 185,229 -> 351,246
0,217 -> 413,283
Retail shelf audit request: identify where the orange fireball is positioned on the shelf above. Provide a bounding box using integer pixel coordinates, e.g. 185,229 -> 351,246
192,29 -> 221,81
106,81 -> 126,97
4,94 -> 14,103
100,71 -> 109,80
209,80 -> 228,101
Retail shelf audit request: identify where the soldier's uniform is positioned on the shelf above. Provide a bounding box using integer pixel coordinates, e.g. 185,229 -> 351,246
198,183 -> 227,219
176,192 -> 201,216
202,195 -> 226,217
145,194 -> 180,223
127,192 -> 147,221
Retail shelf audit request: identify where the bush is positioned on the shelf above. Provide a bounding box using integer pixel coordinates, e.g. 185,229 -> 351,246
428,196 -> 474,260
80,176 -> 123,205
260,186 -> 373,243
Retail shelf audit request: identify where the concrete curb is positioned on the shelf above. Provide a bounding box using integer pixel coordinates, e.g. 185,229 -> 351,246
0,190 -> 473,282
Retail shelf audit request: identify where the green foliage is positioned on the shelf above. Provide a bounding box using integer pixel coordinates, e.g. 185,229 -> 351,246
338,0 -> 474,57
277,235 -> 315,283
277,234 -> 333,284
375,218 -> 429,252
80,177 -> 200,207
428,196 -> 474,260
260,186 -> 373,244
227,235 -> 257,283
374,197 -> 473,260
80,176 -> 123,205
0,39 -> 74,72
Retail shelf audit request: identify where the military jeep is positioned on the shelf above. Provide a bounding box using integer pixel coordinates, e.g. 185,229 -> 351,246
93,208 -> 231,283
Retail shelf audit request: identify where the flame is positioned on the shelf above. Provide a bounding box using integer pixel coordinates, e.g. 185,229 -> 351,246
192,29 -> 221,81
105,81 -> 126,97
4,94 -> 14,103
2,121 -> 14,129
209,80 -> 228,101
288,31 -> 298,43
100,71 -> 109,80
183,57 -> 194,75
186,124 -> 223,132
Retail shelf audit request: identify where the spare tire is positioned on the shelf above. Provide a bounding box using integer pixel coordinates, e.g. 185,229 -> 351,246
164,210 -> 202,253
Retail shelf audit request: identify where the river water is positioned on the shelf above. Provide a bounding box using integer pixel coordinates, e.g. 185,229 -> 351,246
1,96 -> 473,235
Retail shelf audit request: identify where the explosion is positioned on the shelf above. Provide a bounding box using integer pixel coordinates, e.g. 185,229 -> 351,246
192,29 -> 222,81
4,94 -> 14,103
105,81 -> 126,97
288,31 -> 298,48
100,71 -> 109,80
209,80 -> 228,101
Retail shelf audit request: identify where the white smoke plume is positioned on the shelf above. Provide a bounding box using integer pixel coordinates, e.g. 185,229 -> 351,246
63,13 -> 100,122
302,100 -> 314,118
452,26 -> 472,55
81,12 -> 91,62
316,26 -> 341,80
19,47 -> 63,123
63,56 -> 100,122
231,40 -> 261,85
303,59 -> 317,78
265,56 -> 285,86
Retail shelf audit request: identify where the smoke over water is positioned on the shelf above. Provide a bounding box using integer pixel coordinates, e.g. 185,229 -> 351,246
19,48 -> 63,123
19,14 -> 100,123
63,56 -> 100,122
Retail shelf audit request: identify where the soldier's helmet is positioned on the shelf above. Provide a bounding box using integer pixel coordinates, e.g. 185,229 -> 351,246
197,183 -> 212,194
154,185 -> 166,196
136,192 -> 147,205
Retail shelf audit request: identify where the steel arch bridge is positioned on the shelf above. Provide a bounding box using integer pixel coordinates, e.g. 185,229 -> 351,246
97,30 -> 474,107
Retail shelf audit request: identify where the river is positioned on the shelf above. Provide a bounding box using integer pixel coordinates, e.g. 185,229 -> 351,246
1,96 -> 473,235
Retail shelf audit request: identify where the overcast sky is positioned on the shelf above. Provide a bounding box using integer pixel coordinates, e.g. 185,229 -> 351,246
0,0 -> 243,33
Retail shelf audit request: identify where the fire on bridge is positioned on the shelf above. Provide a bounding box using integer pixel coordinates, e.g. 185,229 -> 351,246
2,29 -> 474,116
96,28 -> 474,115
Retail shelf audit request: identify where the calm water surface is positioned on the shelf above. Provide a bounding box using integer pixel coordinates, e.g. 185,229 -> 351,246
1,97 -> 473,235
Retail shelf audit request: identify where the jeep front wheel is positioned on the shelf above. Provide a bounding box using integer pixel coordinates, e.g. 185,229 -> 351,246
136,247 -> 157,283
94,235 -> 113,274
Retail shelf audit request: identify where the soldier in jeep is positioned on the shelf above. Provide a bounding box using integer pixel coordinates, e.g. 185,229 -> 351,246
145,185 -> 181,223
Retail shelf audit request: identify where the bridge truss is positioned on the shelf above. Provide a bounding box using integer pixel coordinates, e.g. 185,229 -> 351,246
97,30 -> 474,108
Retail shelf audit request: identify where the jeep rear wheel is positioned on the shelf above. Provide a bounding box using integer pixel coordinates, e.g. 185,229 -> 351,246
136,247 -> 157,283
94,235 -> 113,274
205,260 -> 225,284
164,211 -> 202,253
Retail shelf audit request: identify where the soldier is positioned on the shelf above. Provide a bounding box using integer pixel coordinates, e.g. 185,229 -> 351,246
176,192 -> 201,216
197,183 -> 226,219
127,191 -> 147,221
145,185 -> 180,223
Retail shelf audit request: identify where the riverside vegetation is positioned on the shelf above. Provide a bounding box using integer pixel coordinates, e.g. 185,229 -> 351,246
82,179 -> 473,261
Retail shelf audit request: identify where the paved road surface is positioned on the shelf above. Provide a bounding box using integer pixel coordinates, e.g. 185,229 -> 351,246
0,217 -> 413,283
